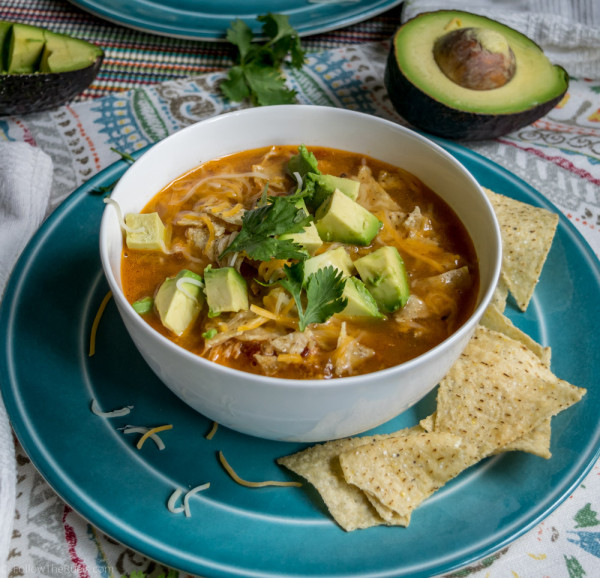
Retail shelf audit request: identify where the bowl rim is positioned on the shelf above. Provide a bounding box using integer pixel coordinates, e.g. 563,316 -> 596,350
99,104 -> 502,389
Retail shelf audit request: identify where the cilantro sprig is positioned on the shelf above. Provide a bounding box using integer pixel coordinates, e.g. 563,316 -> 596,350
279,263 -> 347,332
219,195 -> 312,261
221,13 -> 305,106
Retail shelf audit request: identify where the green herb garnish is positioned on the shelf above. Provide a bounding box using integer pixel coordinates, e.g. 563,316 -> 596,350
219,195 -> 312,261
202,328 -> 218,340
278,263 -> 347,331
221,13 -> 305,106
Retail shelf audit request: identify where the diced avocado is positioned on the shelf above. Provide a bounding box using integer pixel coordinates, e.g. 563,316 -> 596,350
338,277 -> 384,319
204,266 -> 249,317
315,189 -> 381,246
125,212 -> 167,251
154,270 -> 204,336
314,174 -> 360,201
303,246 -> 355,283
279,198 -> 323,256
354,246 -> 410,313
7,23 -> 45,74
40,30 -> 103,73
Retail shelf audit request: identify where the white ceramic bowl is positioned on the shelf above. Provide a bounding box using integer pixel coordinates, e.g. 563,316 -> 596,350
99,105 -> 501,442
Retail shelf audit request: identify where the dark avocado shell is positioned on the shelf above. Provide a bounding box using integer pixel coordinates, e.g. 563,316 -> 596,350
0,57 -> 103,115
384,11 -> 569,141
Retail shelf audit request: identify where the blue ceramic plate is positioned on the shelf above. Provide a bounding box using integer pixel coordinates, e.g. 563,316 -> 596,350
67,0 -> 403,41
1,141 -> 599,578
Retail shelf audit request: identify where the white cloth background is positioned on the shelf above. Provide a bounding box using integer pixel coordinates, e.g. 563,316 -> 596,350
0,142 -> 53,578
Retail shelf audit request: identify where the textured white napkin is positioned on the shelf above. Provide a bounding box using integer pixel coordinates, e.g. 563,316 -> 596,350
0,141 -> 53,578
402,0 -> 600,77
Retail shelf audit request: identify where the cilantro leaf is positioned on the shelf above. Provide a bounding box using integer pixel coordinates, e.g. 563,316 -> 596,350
287,145 -> 320,180
219,196 -> 311,261
222,13 -> 305,106
279,263 -> 347,331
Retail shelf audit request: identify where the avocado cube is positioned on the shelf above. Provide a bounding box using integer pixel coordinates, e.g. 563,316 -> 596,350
154,270 -> 204,336
40,30 -> 103,73
7,23 -> 45,74
315,174 -> 360,201
204,266 -> 249,317
354,246 -> 410,313
303,246 -> 355,283
125,212 -> 167,251
315,189 -> 381,246
338,277 -> 384,319
279,198 -> 323,256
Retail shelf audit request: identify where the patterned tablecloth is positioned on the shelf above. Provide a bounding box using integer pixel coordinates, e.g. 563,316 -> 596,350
1,1 -> 600,577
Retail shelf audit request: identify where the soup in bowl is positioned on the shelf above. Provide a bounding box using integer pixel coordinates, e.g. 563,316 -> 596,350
100,105 -> 501,442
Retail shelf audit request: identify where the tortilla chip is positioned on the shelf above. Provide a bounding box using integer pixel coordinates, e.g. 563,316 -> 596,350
339,431 -> 479,519
491,417 -> 552,459
490,277 -> 509,313
480,303 -> 551,366
484,188 -> 558,311
277,429 -> 420,531
434,326 -> 585,458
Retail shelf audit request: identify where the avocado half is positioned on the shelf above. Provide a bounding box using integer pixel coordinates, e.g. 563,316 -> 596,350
0,21 -> 103,116
384,10 -> 569,140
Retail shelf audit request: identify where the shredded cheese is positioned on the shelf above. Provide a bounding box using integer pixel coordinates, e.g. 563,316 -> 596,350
276,353 -> 304,364
236,315 -> 269,332
220,203 -> 243,218
90,399 -> 133,418
249,304 -> 298,329
197,213 -> 216,255
135,424 -> 173,450
121,426 -> 166,450
167,488 -> 185,513
205,421 -> 219,440
89,291 -> 113,357
218,451 -> 301,488
183,482 -> 211,517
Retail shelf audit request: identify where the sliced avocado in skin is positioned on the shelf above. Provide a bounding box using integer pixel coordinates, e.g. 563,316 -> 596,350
338,276 -> 384,319
204,266 -> 249,317
40,30 -> 103,73
0,20 -> 104,115
7,23 -> 45,74
354,246 -> 410,313
303,246 -> 355,283
155,270 -> 204,336
384,10 -> 569,140
315,189 -> 381,246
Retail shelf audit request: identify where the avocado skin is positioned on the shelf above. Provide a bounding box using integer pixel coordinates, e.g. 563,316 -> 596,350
0,55 -> 102,115
384,12 -> 569,141
385,47 -> 566,140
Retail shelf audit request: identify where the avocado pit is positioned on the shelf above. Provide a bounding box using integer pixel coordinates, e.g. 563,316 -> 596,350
433,27 -> 516,91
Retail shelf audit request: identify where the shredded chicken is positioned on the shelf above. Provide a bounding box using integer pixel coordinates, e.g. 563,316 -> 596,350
355,165 -> 401,213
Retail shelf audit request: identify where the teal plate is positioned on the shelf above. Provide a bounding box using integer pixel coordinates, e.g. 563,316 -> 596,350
1,141 -> 599,578
67,0 -> 403,41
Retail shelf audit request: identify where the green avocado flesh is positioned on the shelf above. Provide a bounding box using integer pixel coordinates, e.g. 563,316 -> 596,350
385,10 -> 568,139
0,21 -> 103,115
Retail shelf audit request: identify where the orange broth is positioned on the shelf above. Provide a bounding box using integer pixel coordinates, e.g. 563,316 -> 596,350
121,145 -> 479,379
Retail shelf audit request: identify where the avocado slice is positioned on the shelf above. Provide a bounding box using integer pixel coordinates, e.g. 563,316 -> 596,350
155,270 -> 205,336
0,20 -> 103,115
279,198 -> 323,256
354,246 -> 410,313
338,277 -> 384,319
315,189 -> 381,246
204,266 -> 249,317
384,10 -> 568,140
303,246 -> 355,283
307,173 -> 361,209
